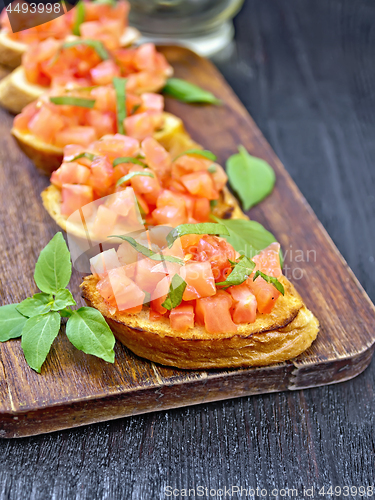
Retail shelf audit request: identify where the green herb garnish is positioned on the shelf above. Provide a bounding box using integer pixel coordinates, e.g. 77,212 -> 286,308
216,255 -> 256,288
113,157 -> 147,168
0,233 -> 115,373
49,96 -> 96,108
226,145 -> 276,210
63,39 -> 110,61
166,223 -> 229,248
116,171 -> 154,187
68,152 -> 97,163
161,275 -> 187,311
113,77 -> 127,135
253,270 -> 285,295
72,0 -> 85,36
163,78 -> 221,105
173,149 -> 217,162
109,235 -> 184,265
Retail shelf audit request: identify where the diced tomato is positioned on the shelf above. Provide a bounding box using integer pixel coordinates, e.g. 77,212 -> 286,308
180,171 -> 219,200
91,134 -> 139,162
152,189 -> 187,226
92,86 -> 117,113
135,257 -> 166,294
28,107 -> 65,143
149,309 -> 164,322
211,164 -> 228,192
87,110 -> 116,138
169,303 -> 194,332
181,261 -> 216,301
193,197 -> 210,222
55,127 -> 97,148
90,248 -> 120,276
61,184 -> 94,216
195,291 -> 237,334
124,111 -> 163,141
140,93 -> 164,112
126,71 -> 167,94
92,205 -> 118,238
50,162 -> 90,189
180,234 -> 202,252
97,267 -> 145,312
141,137 -> 171,179
228,284 -> 257,324
129,166 -> 161,205
88,156 -> 114,197
150,276 -> 170,315
105,187 -> 136,217
172,154 -> 212,178
117,241 -> 139,266
192,235 -> 236,282
63,144 -> 85,162
90,60 -> 121,85
252,242 -> 282,277
13,103 -> 37,131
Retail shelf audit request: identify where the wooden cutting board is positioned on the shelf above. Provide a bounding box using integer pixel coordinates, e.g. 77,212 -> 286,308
0,46 -> 374,439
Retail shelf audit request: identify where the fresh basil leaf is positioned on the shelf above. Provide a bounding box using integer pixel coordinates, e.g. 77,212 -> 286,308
63,39 -> 109,60
166,223 -> 229,247
226,145 -> 276,210
72,0 -> 85,36
68,152 -> 96,163
21,312 -> 61,373
216,256 -> 255,288
34,232 -> 72,294
161,275 -> 187,311
51,289 -> 76,311
66,307 -> 115,363
210,199 -> 218,209
163,78 -> 221,105
49,96 -> 96,108
211,216 -> 279,261
16,297 -> 52,318
113,77 -> 127,135
0,304 -> 27,341
253,270 -> 285,296
33,292 -> 52,304
93,0 -> 115,4
113,157 -> 147,168
208,164 -> 217,173
109,235 -> 184,265
173,149 -> 217,162
116,171 -> 154,187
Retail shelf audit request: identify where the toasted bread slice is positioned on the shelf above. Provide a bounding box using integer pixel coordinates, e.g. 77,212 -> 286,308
0,26 -> 140,70
0,66 -> 46,114
81,274 -> 318,369
13,112 -> 195,176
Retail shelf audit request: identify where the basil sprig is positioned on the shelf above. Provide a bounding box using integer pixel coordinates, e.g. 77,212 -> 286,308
72,0 -> 85,36
173,149 -> 217,162
226,145 -> 276,210
0,233 -> 115,373
116,171 -> 154,187
63,39 -> 110,60
253,270 -> 285,295
109,235 -> 184,265
50,96 -> 96,108
68,152 -> 97,163
113,157 -> 147,168
161,275 -> 187,311
216,256 -> 255,288
166,223 -> 229,247
163,78 -> 221,105
113,77 -> 127,135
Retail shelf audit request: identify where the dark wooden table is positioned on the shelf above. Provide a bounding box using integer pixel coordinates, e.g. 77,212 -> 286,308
1,0 -> 374,498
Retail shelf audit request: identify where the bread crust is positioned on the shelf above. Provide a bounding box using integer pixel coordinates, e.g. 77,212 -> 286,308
0,67 -> 46,114
81,274 -> 318,369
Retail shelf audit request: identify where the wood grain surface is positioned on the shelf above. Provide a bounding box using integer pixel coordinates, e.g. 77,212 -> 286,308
1,42 -> 375,438
0,0 -> 375,496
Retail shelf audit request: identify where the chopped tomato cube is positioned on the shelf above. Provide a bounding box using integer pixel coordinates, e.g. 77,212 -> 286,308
246,277 -> 281,315
181,261 -> 216,301
90,248 -> 120,276
180,171 -> 219,200
195,291 -> 237,334
228,284 -> 257,324
97,267 -> 145,312
55,127 -> 97,148
92,205 -> 118,239
135,257 -> 166,293
141,136 -> 171,179
28,107 -> 65,143
129,166 -> 161,205
90,134 -> 139,162
193,235 -> 236,282
88,156 -> 114,197
61,184 -> 94,216
150,276 -> 171,315
87,110 -> 116,138
50,162 -> 90,188
169,303 -> 194,332
90,60 -> 121,85
193,197 -> 210,222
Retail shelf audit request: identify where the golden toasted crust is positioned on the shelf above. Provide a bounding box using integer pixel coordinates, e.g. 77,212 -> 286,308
0,31 -> 26,68
0,67 -> 46,114
81,274 -> 318,369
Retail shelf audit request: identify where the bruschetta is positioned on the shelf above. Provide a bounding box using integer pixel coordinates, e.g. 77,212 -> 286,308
81,234 -> 319,369
0,0 -> 139,68
0,40 -> 172,113
12,84 -> 177,174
